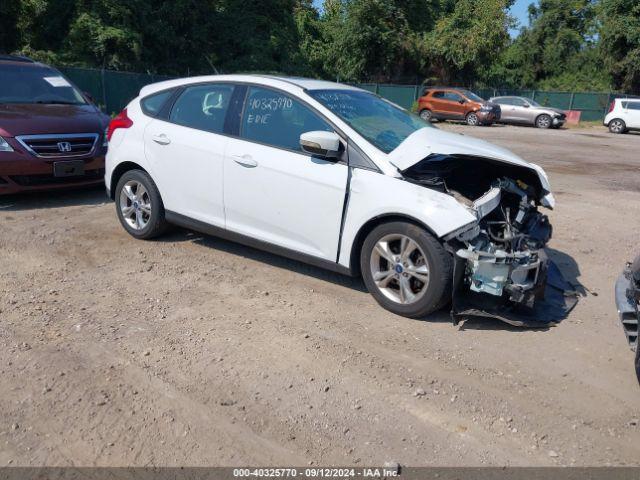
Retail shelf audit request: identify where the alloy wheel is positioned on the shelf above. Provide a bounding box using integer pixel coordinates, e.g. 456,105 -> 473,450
369,234 -> 430,305
610,120 -> 624,133
420,110 -> 432,121
466,113 -> 478,126
119,180 -> 152,230
536,115 -> 551,128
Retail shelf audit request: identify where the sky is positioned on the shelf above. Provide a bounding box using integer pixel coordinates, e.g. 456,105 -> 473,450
509,0 -> 535,36
310,0 -> 535,37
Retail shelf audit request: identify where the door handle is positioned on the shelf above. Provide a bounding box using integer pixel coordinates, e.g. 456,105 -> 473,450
152,134 -> 171,145
232,154 -> 258,168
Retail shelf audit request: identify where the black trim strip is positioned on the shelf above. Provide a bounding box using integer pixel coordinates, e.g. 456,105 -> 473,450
165,210 -> 354,277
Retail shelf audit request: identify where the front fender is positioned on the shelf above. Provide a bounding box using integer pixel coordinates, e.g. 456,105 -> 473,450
338,168 -> 476,268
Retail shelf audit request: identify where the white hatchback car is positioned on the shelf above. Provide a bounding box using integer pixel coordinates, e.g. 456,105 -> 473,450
105,75 -> 558,323
604,98 -> 640,134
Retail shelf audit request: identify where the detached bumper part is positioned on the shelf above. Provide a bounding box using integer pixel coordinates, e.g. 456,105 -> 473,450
451,250 -> 578,328
456,247 -> 542,304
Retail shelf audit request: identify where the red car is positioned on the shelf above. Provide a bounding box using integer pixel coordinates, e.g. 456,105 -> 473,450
0,55 -> 109,195
417,87 -> 501,126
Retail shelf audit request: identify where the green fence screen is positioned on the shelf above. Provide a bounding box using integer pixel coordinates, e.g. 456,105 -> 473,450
59,67 -> 174,115
57,66 -> 636,121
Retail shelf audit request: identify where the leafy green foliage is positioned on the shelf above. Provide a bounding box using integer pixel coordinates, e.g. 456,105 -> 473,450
2,0 -> 639,93
599,0 -> 640,92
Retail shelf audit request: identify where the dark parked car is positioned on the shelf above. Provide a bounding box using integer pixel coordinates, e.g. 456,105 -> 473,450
615,255 -> 640,384
0,55 -> 109,195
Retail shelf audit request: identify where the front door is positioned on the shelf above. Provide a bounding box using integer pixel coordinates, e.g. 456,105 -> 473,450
144,83 -> 235,226
223,86 -> 348,261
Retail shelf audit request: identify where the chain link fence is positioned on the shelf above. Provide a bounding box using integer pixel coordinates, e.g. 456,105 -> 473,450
59,67 -> 637,122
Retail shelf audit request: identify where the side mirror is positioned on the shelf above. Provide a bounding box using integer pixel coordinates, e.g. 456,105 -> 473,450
83,91 -> 95,103
300,131 -> 341,159
458,99 -> 466,104
523,103 -> 530,108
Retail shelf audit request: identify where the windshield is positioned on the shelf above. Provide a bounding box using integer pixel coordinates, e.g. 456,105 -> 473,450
0,64 -> 86,105
460,90 -> 485,103
308,89 -> 431,153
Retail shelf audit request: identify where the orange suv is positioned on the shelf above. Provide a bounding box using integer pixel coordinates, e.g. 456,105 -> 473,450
417,87 -> 501,126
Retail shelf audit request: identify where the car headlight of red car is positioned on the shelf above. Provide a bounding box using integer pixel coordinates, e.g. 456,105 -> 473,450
0,136 -> 14,152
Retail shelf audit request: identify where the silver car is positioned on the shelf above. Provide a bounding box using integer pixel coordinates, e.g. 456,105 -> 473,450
489,96 -> 566,129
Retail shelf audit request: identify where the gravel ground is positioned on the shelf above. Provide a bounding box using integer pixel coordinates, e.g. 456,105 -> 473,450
0,124 -> 639,467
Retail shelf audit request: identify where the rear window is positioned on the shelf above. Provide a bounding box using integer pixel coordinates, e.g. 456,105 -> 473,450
0,64 -> 86,105
141,89 -> 174,117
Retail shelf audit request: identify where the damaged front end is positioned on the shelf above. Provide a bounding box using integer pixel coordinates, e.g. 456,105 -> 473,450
402,153 -> 578,327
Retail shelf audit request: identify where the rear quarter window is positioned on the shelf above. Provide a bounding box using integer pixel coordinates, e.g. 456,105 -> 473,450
141,89 -> 174,117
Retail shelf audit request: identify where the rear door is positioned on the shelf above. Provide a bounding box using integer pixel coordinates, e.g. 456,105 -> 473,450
429,91 -> 453,118
223,85 -> 348,261
144,83 -> 235,226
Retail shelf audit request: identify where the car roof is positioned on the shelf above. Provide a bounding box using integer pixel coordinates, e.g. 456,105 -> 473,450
139,74 -> 364,98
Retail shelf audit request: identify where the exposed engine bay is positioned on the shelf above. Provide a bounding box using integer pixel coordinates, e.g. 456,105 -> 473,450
402,154 -> 578,327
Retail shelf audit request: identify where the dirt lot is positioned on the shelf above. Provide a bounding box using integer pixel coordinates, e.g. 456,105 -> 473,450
1,125 -> 639,467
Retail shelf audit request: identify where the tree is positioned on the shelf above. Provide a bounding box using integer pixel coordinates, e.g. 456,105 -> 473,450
490,0 -> 608,89
314,0 -> 412,82
599,0 -> 640,92
423,0 -> 514,85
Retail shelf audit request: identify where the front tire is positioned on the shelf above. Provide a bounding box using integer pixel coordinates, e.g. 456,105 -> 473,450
609,118 -> 626,134
535,114 -> 552,129
419,109 -> 433,122
465,112 -> 479,126
115,170 -> 168,240
360,222 -> 453,318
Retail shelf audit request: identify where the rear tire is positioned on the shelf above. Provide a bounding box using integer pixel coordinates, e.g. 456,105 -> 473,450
360,222 -> 453,318
115,170 -> 168,240
465,112 -> 479,126
535,114 -> 552,129
609,118 -> 626,134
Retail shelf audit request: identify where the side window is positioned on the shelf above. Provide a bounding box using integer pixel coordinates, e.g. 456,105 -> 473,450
511,97 -> 526,106
628,102 -> 640,111
444,92 -> 463,102
431,91 -> 446,99
141,89 -> 174,117
169,84 -> 234,133
241,86 -> 332,152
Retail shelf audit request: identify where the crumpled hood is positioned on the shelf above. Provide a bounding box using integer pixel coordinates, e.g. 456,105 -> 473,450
388,127 -> 553,200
